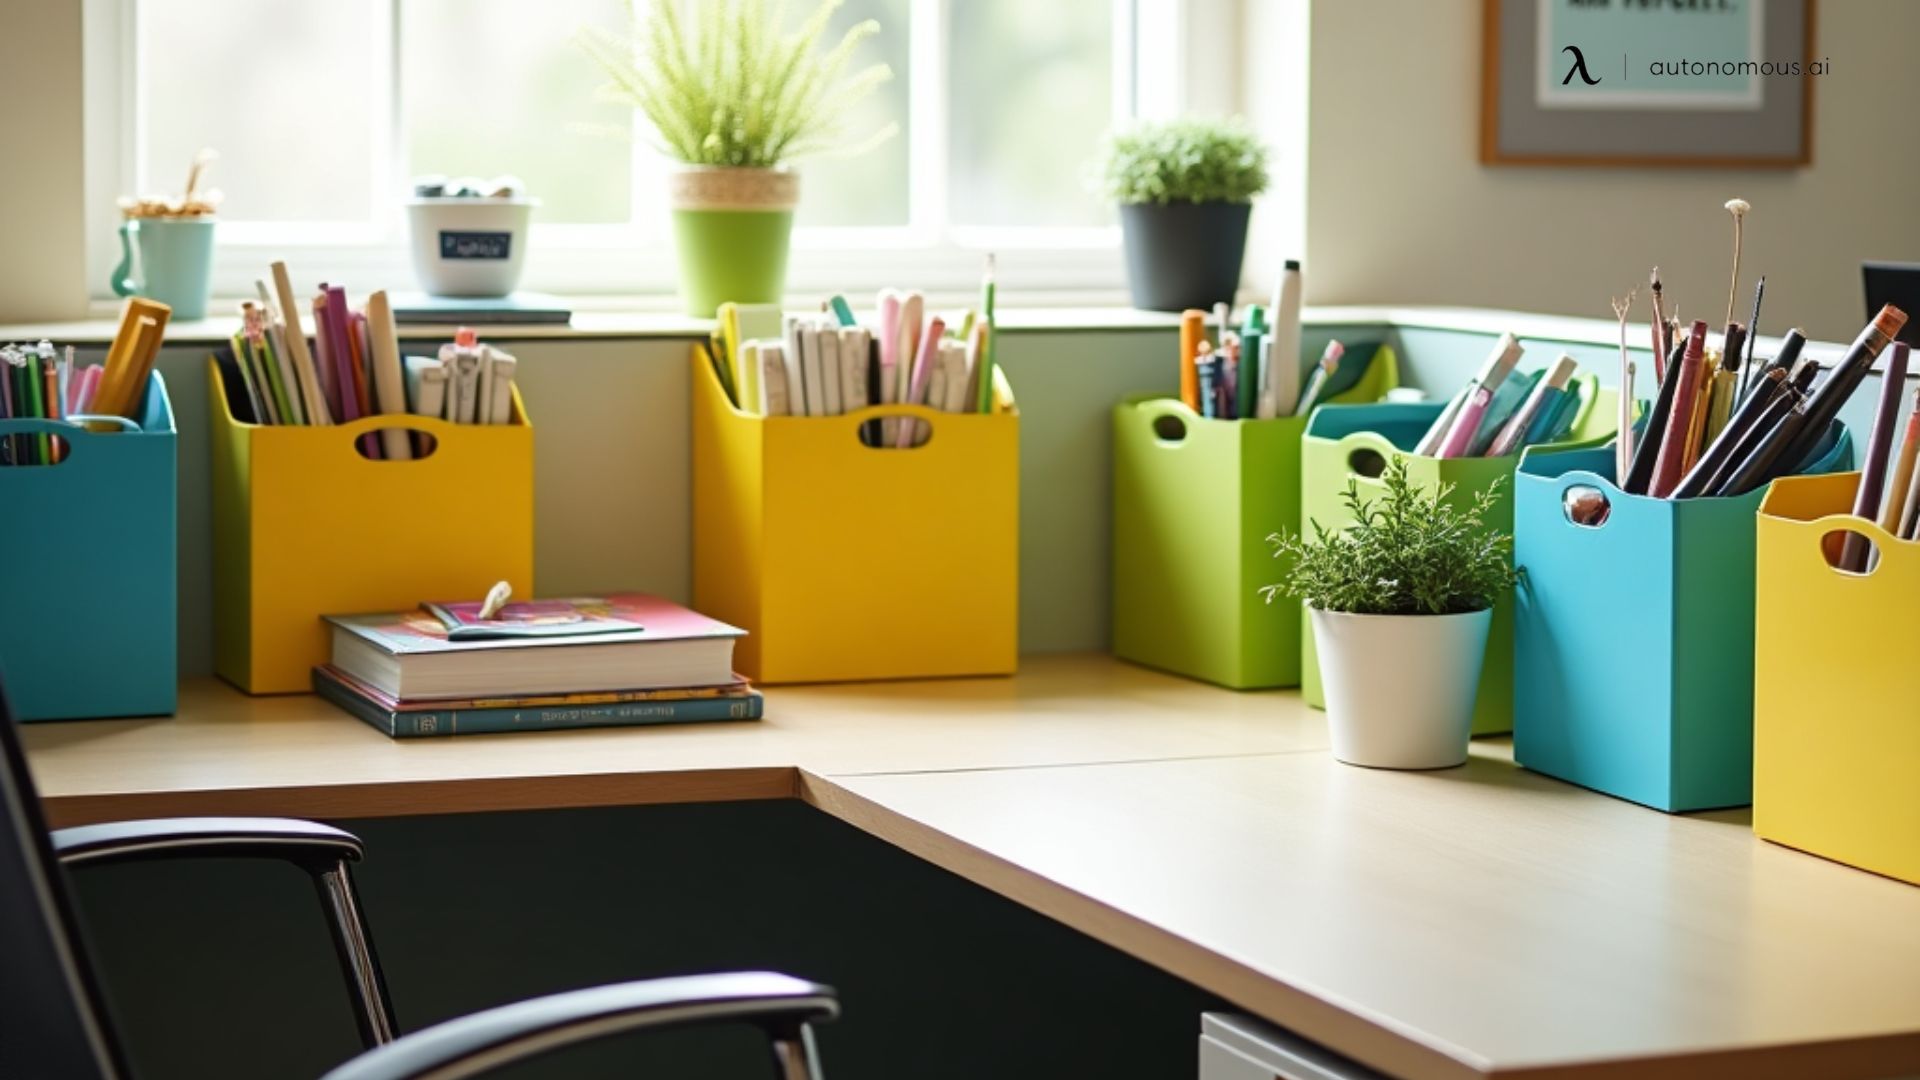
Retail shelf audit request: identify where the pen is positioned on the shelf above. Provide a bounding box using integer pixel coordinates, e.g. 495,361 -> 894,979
1672,362 -> 1788,500
895,315 -> 946,448
1840,341 -> 1911,571
1649,320 -> 1708,498
1700,322 -> 1746,446
975,256 -> 996,414
1771,305 -> 1908,480
1438,343 -> 1521,458
1713,397 -> 1811,498
1623,337 -> 1689,496
1237,305 -> 1265,421
1220,334 -> 1240,420
1264,260 -> 1302,419
1294,340 -> 1343,417
827,295 -> 857,328
1738,276 -> 1765,401
1196,342 -> 1217,419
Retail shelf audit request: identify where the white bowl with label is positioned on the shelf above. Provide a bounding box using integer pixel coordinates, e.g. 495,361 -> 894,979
405,198 -> 536,297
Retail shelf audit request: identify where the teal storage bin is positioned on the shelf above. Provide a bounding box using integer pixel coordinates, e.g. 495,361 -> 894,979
1298,380 -> 1617,735
0,372 -> 177,721
1511,422 -> 1851,812
1111,345 -> 1400,689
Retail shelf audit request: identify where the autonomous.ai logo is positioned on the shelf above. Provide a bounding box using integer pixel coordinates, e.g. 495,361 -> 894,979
1561,45 -> 1601,85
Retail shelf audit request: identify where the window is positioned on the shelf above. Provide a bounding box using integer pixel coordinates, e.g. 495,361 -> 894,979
91,0 -> 1192,306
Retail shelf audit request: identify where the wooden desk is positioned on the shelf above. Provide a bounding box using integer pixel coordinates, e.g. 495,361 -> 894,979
812,749 -> 1920,1080
23,654 -> 1323,827
23,655 -> 1920,1080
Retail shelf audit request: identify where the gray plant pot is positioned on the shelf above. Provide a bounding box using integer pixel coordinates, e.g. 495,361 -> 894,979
1118,201 -> 1253,313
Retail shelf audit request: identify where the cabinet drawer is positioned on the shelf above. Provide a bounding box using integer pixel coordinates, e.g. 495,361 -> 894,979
1200,1014 -> 1389,1080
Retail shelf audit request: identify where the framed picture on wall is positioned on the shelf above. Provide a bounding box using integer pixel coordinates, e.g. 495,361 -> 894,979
1480,0 -> 1816,167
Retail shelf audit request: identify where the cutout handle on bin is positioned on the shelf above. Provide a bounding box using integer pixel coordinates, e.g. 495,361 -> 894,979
1562,484 -> 1612,528
1347,446 -> 1386,478
350,424 -> 443,461
1334,432 -> 1401,483
1131,399 -> 1199,447
1819,527 -> 1882,574
834,403 -> 950,451
333,413 -> 471,462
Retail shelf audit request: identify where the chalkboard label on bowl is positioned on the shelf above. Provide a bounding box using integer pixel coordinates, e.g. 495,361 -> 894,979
439,231 -> 512,260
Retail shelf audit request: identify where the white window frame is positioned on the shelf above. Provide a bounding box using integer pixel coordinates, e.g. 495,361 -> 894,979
84,0 -> 1217,310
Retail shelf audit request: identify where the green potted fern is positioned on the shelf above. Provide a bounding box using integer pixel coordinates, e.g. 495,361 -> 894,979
1266,460 -> 1517,770
579,0 -> 896,316
1094,119 -> 1269,312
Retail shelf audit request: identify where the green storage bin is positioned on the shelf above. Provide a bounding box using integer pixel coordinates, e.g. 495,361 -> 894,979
1112,344 -> 1399,688
1298,376 -> 1619,734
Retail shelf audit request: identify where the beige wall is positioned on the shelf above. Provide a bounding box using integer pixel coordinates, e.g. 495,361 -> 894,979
1302,0 -> 1920,343
0,4 -> 88,322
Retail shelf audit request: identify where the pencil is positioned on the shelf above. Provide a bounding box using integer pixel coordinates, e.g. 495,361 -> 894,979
1878,385 -> 1920,538
1840,341 -> 1912,571
1738,276 -> 1765,401
1623,337 -> 1689,496
1773,305 -> 1908,482
1179,310 -> 1205,411
1649,321 -> 1708,498
1673,366 -> 1786,500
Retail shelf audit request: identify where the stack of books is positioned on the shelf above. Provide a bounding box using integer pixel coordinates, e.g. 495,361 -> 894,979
313,594 -> 758,738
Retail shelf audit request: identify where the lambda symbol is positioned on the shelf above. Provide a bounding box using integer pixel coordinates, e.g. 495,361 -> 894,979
1561,45 -> 1601,86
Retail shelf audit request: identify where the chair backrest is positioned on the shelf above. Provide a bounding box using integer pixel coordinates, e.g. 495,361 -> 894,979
0,673 -> 129,1079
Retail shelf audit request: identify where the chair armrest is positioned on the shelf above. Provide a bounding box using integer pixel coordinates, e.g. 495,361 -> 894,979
51,817 -> 363,873
320,972 -> 839,1080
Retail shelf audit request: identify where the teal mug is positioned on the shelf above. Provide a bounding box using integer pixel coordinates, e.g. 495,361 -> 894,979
111,217 -> 216,319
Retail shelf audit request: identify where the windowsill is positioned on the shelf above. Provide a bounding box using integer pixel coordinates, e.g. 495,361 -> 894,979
0,300 -> 1197,345
0,302 -> 1709,347
3,304 -> 1891,374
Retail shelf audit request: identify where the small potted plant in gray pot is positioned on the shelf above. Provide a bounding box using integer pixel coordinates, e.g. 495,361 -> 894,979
1094,118 -> 1269,313
1265,459 -> 1517,770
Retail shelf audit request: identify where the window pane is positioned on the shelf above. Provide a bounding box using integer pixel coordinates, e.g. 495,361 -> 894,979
403,0 -> 634,225
948,0 -> 1115,228
793,0 -> 910,228
140,0 -> 381,224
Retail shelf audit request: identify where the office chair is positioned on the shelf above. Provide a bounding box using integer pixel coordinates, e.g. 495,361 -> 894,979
0,676 -> 837,1080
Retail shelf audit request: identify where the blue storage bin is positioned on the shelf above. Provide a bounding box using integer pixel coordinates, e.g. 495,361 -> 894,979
0,372 -> 177,721
1512,422 -> 1851,812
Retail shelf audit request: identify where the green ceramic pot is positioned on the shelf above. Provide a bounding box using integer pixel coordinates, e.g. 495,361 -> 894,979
668,167 -> 799,317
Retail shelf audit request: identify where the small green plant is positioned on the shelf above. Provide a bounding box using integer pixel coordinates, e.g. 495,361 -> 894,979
577,0 -> 897,168
1094,118 -> 1269,205
1262,459 -> 1517,616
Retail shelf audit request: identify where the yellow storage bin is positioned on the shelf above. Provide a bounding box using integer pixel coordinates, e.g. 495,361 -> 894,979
1754,471 -> 1918,885
209,359 -> 535,693
691,346 -> 1018,683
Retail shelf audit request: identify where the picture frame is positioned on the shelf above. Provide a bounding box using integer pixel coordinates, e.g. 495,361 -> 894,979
1480,0 -> 1815,168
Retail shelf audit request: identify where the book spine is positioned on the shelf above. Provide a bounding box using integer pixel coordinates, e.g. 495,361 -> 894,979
312,667 -> 399,737
409,695 -> 763,738
313,671 -> 762,738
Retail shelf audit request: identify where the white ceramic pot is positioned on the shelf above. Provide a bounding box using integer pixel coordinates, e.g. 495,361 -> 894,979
1309,607 -> 1492,769
405,197 -> 536,297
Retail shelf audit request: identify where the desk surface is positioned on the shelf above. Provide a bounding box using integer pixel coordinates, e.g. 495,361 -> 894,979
23,655 -> 1920,1080
23,655 -> 1320,825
